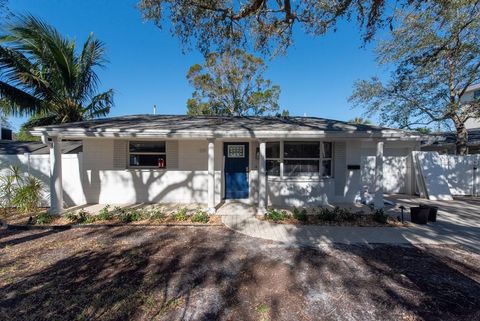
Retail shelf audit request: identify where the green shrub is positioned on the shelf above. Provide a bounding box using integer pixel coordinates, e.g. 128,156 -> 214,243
34,212 -> 54,225
265,208 -> 289,222
292,207 -> 308,222
146,209 -> 165,221
78,209 -> 89,222
65,211 -> 78,223
0,166 -> 45,216
172,208 -> 188,221
118,209 -> 143,223
373,209 -> 389,224
11,176 -> 44,213
335,207 -> 356,221
191,209 -> 209,223
317,207 -> 337,221
316,207 -> 356,222
97,205 -> 113,220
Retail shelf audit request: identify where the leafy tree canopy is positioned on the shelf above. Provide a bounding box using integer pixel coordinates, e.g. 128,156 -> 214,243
350,0 -> 480,155
139,0 -> 426,55
349,117 -> 372,125
186,49 -> 281,116
0,15 -> 114,129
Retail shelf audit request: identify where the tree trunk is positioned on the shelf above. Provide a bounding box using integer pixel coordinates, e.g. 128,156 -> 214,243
455,123 -> 468,155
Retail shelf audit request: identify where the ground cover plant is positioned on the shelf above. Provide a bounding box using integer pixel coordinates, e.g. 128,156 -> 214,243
264,206 -> 405,226
37,205 -> 218,226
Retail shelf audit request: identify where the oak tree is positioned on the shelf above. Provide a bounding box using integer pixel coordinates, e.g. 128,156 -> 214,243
350,1 -> 480,155
186,49 -> 280,116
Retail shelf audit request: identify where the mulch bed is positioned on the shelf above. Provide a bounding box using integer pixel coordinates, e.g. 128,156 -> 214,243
1,210 -> 222,226
1,226 -> 479,321
261,215 -> 409,227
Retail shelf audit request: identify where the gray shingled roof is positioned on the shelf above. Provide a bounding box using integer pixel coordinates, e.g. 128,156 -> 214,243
0,141 -> 82,155
424,127 -> 480,146
31,115 -> 419,138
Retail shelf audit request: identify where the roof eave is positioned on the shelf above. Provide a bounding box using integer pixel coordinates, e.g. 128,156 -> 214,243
30,128 -> 423,141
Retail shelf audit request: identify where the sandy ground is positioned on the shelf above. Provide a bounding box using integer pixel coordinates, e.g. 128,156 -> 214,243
1,226 -> 479,321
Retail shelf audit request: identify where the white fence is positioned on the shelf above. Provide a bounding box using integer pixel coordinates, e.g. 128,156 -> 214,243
0,153 -> 85,206
414,152 -> 480,198
439,154 -> 480,196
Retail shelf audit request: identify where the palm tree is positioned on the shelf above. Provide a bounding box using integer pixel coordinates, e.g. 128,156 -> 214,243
0,15 -> 113,129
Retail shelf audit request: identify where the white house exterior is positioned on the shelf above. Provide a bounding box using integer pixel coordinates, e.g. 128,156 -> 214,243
462,84 -> 480,129
29,115 -> 423,214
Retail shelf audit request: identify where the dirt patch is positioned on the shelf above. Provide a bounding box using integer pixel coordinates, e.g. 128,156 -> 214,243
1,226 -> 479,321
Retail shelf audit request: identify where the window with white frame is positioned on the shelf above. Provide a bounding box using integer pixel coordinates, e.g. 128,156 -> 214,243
266,142 -> 281,176
129,141 -> 166,168
321,142 -> 333,177
265,141 -> 333,177
284,141 -> 320,176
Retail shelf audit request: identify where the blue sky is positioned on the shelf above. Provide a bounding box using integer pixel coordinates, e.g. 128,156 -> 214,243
5,0 -> 389,131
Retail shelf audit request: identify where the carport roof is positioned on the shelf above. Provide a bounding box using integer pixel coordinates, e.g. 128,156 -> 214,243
30,114 -> 423,140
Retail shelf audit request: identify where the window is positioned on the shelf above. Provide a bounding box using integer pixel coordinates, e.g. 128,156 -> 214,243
321,142 -> 333,177
265,141 -> 333,178
474,90 -> 480,100
228,145 -> 245,158
266,142 -> 280,176
284,142 -> 320,176
129,141 -> 166,168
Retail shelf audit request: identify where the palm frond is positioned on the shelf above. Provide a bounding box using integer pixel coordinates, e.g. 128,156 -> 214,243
84,89 -> 113,119
0,81 -> 45,116
76,33 -> 106,102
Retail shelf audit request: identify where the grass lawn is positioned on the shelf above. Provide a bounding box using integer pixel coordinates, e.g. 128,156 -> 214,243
1,226 -> 479,321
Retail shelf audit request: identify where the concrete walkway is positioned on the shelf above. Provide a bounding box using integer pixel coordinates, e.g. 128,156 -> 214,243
219,197 -> 480,251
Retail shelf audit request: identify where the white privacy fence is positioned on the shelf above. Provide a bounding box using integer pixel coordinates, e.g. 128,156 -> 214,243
0,153 -> 85,206
414,151 -> 480,199
439,153 -> 480,196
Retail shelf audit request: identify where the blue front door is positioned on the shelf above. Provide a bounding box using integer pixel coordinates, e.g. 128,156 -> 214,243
224,143 -> 249,199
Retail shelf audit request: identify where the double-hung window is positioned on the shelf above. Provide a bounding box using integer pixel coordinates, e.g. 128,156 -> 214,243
129,141 -> 166,168
265,141 -> 333,178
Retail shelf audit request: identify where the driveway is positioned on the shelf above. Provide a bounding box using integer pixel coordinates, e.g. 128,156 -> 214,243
220,196 -> 480,251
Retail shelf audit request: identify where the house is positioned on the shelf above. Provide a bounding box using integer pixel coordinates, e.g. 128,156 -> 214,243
421,128 -> 480,154
28,115 -> 423,214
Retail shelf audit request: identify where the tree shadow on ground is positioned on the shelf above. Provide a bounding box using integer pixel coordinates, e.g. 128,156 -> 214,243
0,226 -> 479,321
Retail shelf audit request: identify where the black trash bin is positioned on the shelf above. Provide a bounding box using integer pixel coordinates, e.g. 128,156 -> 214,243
419,204 -> 438,222
410,207 -> 429,224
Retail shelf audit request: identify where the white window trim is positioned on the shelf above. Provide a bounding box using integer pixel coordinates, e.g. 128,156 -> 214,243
128,141 -> 167,169
266,141 -> 334,179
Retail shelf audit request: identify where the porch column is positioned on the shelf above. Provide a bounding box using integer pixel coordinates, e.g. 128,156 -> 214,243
258,140 -> 267,213
207,138 -> 216,213
49,136 -> 63,214
374,140 -> 384,209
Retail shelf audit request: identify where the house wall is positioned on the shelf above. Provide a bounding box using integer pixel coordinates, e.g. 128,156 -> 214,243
266,140 -> 417,207
0,138 -> 418,209
81,138 -> 224,205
